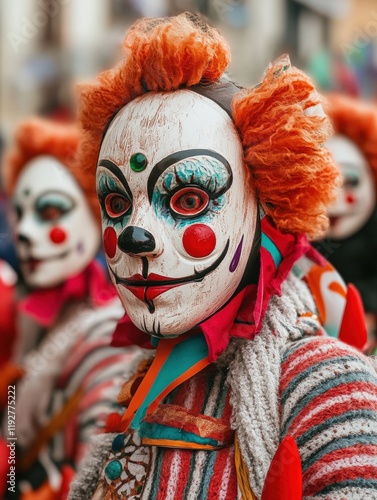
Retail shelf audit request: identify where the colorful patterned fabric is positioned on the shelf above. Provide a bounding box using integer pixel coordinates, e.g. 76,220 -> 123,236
95,365 -> 239,499
3,296 -> 137,499
121,332 -> 210,434
280,336 -> 377,498
69,271 -> 377,500
110,215 -> 319,362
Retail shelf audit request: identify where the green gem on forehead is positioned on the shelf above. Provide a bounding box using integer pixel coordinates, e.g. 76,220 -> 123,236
130,153 -> 147,172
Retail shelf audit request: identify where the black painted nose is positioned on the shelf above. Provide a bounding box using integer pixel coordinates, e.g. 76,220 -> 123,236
18,234 -> 31,245
118,226 -> 156,255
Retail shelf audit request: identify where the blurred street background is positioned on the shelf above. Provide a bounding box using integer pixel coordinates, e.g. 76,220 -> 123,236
1,0 -> 377,142
2,1 -> 377,355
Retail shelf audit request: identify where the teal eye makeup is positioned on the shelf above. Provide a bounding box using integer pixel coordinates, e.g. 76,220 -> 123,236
152,156 -> 232,224
342,164 -> 361,189
97,174 -> 132,224
35,192 -> 74,222
343,172 -> 360,189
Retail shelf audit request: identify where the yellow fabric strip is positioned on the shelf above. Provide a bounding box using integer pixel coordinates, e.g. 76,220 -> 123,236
235,435 -> 257,500
141,437 -> 219,450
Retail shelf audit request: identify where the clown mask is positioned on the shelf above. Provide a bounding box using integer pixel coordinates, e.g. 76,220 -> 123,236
326,134 -> 376,239
97,91 -> 258,337
13,156 -> 100,288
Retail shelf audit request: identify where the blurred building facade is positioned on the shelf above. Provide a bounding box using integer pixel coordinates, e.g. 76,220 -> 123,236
1,0 -> 377,142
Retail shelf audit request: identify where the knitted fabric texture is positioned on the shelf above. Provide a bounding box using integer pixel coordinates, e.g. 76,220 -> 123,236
223,271 -> 377,500
220,272 -> 317,497
68,432 -> 116,500
4,298 -> 138,498
68,272 -> 377,499
282,337 -> 377,499
139,367 -> 236,499
68,348 -> 153,500
80,366 -> 237,498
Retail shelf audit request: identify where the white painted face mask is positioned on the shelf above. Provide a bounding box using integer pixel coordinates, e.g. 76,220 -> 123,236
326,135 -> 376,239
13,156 -> 100,288
97,90 -> 258,337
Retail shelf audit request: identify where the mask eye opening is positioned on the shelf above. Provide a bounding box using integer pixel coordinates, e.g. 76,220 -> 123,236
168,186 -> 210,219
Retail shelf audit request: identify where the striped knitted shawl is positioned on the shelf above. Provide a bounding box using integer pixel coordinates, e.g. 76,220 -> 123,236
223,273 -> 377,499
221,271 -> 317,496
70,272 -> 377,499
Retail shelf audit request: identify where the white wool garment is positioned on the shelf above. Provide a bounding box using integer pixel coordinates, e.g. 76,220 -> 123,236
221,273 -> 317,497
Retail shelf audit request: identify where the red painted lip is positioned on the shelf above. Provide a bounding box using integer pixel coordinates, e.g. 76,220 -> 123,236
21,249 -> 71,272
329,216 -> 340,227
126,273 -> 177,284
126,282 -> 183,301
22,258 -> 42,272
122,273 -> 186,301
110,240 -> 230,305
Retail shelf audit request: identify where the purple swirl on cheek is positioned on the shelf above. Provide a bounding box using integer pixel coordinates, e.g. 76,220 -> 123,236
229,235 -> 244,273
77,241 -> 85,254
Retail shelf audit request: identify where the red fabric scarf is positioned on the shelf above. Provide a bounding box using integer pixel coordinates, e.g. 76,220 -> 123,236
19,260 -> 117,327
111,216 -> 323,361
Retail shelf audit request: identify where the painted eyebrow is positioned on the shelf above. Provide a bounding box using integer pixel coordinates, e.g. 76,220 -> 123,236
34,190 -> 76,209
147,149 -> 233,202
97,159 -> 133,200
341,163 -> 361,172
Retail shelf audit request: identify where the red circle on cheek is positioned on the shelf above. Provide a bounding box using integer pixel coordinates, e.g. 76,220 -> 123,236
346,193 -> 355,205
49,227 -> 67,244
182,224 -> 216,258
103,227 -> 117,258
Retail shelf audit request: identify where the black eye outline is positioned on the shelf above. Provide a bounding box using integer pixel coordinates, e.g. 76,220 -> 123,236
97,169 -> 133,224
38,205 -> 66,222
104,193 -> 132,220
169,186 -> 210,218
343,176 -> 360,189
156,157 -> 232,223
35,190 -> 75,223
13,204 -> 23,222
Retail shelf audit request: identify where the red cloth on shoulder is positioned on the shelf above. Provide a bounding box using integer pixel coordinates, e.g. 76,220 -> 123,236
19,260 -> 117,327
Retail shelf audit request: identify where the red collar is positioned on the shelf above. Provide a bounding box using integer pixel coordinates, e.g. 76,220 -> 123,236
19,260 -> 117,327
112,217 -> 320,361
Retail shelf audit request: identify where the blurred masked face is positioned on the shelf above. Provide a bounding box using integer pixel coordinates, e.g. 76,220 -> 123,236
97,91 -> 257,337
326,135 -> 376,239
13,156 -> 100,288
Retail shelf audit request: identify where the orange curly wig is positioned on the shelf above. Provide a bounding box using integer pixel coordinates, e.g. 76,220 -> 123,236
325,93 -> 377,189
3,118 -> 101,223
77,12 -> 339,239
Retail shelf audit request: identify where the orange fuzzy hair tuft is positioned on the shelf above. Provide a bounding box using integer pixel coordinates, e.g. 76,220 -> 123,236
77,14 -> 339,239
3,118 -> 101,224
232,57 -> 340,239
325,93 -> 377,189
76,12 -> 230,197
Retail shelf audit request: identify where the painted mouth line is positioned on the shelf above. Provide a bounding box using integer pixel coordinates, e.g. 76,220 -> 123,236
329,212 -> 353,219
329,215 -> 347,226
109,240 -> 230,302
21,250 -> 71,266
